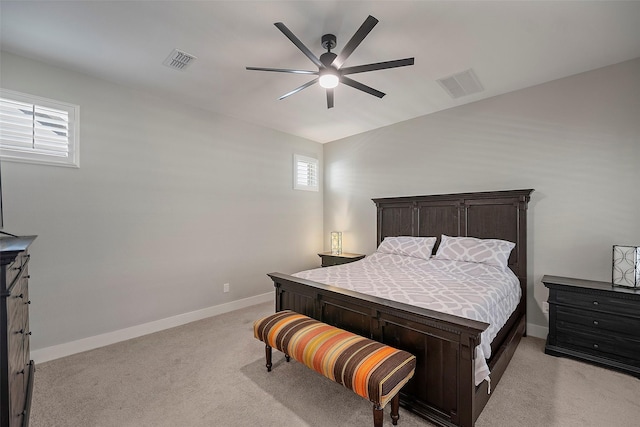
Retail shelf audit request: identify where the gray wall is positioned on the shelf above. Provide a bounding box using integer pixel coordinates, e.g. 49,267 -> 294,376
323,58 -> 640,331
3,49 -> 638,350
1,52 -> 323,350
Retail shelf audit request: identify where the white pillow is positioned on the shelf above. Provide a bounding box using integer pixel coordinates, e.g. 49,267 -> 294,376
433,235 -> 515,269
376,236 -> 437,260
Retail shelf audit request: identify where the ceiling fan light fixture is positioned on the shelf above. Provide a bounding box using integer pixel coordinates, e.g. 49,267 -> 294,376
319,69 -> 339,89
247,16 -> 414,107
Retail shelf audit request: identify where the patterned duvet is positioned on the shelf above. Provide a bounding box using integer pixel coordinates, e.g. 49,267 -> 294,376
293,252 -> 522,386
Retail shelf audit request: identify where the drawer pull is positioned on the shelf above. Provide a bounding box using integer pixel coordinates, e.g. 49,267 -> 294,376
18,369 -> 25,375
26,300 -> 31,305
592,301 -> 599,306
593,320 -> 599,326
17,293 -> 24,299
593,344 -> 599,349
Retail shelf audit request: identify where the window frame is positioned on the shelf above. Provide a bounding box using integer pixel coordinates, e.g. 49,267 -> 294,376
293,154 -> 319,192
0,88 -> 80,168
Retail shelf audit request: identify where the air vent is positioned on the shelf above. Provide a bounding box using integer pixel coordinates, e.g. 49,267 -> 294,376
437,68 -> 484,99
163,49 -> 197,71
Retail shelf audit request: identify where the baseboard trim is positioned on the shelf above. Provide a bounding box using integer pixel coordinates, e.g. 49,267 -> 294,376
31,292 -> 274,364
526,322 -> 548,339
32,296 -> 547,364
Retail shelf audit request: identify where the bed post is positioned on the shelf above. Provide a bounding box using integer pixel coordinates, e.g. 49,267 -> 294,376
517,192 -> 531,335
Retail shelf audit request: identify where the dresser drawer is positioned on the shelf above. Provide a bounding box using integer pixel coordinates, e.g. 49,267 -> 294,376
556,324 -> 640,363
556,305 -> 640,339
8,301 -> 26,378
7,278 -> 28,327
5,253 -> 29,294
8,367 -> 27,427
5,253 -> 24,290
8,312 -> 28,425
555,289 -> 638,317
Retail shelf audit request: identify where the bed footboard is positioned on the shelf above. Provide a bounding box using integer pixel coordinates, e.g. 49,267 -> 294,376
268,272 -> 491,427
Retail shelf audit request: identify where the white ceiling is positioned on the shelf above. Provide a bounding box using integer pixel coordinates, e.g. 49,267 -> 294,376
2,1 -> 640,143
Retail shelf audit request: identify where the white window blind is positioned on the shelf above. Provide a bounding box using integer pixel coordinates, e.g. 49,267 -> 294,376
0,89 -> 79,167
293,154 -> 319,191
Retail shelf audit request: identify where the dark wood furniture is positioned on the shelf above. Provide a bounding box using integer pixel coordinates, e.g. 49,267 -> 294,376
318,252 -> 365,267
268,189 -> 533,427
1,236 -> 36,427
543,275 -> 640,378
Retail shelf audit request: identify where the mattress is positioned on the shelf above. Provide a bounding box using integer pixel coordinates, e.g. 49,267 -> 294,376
293,252 -> 522,386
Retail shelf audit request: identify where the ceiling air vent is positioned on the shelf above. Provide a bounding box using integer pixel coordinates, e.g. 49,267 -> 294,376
437,68 -> 484,99
163,49 -> 197,71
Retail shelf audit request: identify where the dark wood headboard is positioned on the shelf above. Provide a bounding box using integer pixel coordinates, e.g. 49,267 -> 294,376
372,189 -> 534,301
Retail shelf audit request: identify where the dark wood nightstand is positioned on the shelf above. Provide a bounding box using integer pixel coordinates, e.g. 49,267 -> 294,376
542,275 -> 640,378
318,252 -> 365,267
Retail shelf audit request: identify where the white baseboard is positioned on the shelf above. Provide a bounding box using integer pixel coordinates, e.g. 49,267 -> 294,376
31,294 -> 548,364
526,322 -> 548,339
31,292 -> 274,364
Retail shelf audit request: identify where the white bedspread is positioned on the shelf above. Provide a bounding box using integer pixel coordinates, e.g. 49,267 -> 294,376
293,252 -> 521,386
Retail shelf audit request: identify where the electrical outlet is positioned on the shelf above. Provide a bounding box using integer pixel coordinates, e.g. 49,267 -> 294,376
223,283 -> 230,293
542,301 -> 549,314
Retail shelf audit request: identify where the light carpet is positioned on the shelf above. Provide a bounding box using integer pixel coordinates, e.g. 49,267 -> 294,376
30,302 -> 640,426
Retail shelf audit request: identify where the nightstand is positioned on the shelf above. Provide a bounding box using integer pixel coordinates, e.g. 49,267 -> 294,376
542,275 -> 640,378
318,252 -> 365,267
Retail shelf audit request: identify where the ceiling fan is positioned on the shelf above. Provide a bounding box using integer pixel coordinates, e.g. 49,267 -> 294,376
246,15 -> 414,109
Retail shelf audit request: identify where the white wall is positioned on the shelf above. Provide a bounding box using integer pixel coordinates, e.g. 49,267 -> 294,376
1,52 -> 323,352
323,58 -> 640,331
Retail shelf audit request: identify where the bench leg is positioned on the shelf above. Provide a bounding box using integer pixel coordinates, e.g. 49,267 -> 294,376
373,404 -> 383,427
265,344 -> 272,372
390,394 -> 400,425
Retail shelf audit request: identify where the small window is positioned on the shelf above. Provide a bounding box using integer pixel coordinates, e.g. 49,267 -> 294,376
293,154 -> 319,192
0,89 -> 79,168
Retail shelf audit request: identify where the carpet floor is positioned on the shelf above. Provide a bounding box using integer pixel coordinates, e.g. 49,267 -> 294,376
30,302 -> 640,426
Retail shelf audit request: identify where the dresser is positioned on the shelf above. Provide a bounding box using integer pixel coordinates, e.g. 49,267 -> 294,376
1,236 -> 37,427
543,275 -> 640,378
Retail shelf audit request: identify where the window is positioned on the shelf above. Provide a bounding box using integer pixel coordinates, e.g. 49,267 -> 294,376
293,154 -> 319,192
0,89 -> 79,167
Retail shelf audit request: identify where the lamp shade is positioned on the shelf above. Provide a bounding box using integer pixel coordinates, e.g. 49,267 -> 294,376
331,231 -> 342,255
612,245 -> 640,288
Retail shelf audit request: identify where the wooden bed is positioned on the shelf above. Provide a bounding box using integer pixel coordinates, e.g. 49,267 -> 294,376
268,189 -> 533,427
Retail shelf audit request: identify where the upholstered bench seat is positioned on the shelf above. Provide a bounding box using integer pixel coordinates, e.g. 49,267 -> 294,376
253,310 -> 416,427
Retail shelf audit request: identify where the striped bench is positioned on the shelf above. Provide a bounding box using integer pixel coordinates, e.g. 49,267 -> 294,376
253,310 -> 416,427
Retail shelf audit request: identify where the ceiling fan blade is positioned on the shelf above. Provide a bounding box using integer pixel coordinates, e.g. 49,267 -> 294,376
326,89 -> 334,109
274,22 -> 323,68
246,66 -> 318,74
278,78 -> 319,100
341,76 -> 385,98
340,58 -> 415,75
332,15 -> 379,69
